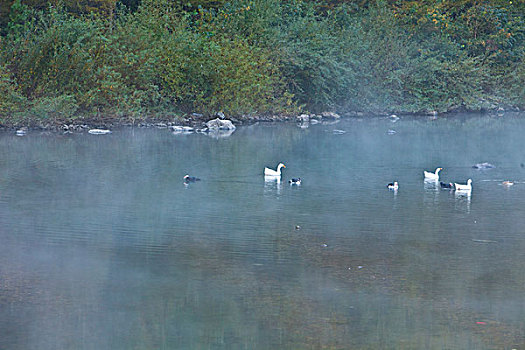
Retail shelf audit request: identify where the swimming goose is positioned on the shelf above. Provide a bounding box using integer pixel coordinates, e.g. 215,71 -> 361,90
289,178 -> 301,185
183,175 -> 201,183
387,181 -> 399,190
454,179 -> 472,191
264,163 -> 286,176
424,167 -> 442,180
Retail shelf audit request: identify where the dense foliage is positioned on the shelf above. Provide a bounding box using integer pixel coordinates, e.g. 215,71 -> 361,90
0,0 -> 523,126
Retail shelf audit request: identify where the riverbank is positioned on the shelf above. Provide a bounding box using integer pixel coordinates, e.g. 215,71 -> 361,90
0,111 -> 309,133
2,107 -> 522,135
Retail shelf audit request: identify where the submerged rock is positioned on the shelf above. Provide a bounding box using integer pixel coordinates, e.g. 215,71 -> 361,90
322,119 -> 340,125
205,118 -> 236,131
296,114 -> 310,123
170,125 -> 194,133
206,129 -> 235,139
321,111 -> 341,119
472,162 -> 495,169
16,127 -> 27,136
88,129 -> 111,135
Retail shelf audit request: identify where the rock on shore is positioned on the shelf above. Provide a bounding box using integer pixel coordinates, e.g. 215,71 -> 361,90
205,118 -> 236,131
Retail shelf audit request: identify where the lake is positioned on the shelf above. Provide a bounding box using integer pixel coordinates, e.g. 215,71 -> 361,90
1,114 -> 524,349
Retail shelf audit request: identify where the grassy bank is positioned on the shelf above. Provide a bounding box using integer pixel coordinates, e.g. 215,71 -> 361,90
0,0 -> 524,127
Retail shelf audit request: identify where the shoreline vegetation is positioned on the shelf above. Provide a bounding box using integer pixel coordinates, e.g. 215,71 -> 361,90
0,0 -> 524,129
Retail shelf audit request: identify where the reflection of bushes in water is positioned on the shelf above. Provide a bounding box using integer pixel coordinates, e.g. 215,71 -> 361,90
276,228 -> 524,349
128,236 -> 315,348
125,231 -> 357,348
0,266 -> 42,304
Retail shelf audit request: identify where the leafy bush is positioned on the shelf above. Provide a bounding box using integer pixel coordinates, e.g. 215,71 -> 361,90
206,0 -> 358,112
0,0 -> 523,126
127,0 -> 291,115
506,57 -> 525,108
0,63 -> 27,124
29,94 -> 79,122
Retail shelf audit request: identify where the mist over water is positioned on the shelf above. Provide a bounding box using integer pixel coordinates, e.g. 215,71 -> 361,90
1,114 -> 524,349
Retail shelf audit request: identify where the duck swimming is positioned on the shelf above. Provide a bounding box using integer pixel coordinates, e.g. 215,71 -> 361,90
289,178 -> 301,185
183,175 -> 201,183
440,181 -> 454,189
264,163 -> 286,176
387,181 -> 399,190
424,167 -> 442,181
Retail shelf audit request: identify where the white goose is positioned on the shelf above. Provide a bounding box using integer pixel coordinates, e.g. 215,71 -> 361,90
454,179 -> 472,191
424,167 -> 442,181
264,163 -> 286,177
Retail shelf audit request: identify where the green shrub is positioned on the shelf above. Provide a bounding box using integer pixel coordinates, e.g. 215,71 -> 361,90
29,94 -> 79,122
0,0 -> 523,124
129,0 -> 292,116
0,63 -> 27,124
506,58 -> 525,108
207,0 -> 358,112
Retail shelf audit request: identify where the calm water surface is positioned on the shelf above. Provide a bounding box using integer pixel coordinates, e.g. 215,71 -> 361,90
1,114 -> 524,349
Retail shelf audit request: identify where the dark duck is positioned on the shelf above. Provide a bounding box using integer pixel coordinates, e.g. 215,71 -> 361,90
387,181 -> 399,190
288,178 -> 301,185
440,181 -> 454,189
183,175 -> 201,183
